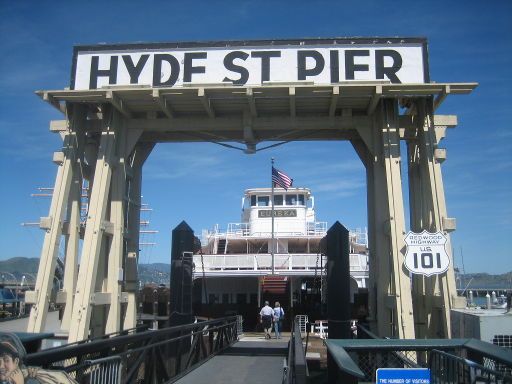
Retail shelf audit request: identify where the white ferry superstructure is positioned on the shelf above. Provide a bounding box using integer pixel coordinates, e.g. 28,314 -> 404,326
192,187 -> 369,328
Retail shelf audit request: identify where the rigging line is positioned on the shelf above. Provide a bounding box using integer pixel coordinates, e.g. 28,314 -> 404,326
177,130 -> 246,145
210,142 -> 245,151
255,141 -> 290,152
200,249 -> 210,320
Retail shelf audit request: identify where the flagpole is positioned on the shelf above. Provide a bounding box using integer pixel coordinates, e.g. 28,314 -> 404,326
271,158 -> 275,275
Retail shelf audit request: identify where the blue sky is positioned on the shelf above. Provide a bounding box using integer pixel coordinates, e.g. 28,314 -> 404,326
0,1 -> 510,274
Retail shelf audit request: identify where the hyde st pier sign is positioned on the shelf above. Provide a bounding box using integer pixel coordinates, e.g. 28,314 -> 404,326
71,38 -> 428,90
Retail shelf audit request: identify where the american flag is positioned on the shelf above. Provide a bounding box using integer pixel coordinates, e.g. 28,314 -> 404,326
272,166 -> 293,190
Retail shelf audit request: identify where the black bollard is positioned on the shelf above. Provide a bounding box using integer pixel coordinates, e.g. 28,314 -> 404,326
169,221 -> 195,327
326,221 -> 354,384
326,221 -> 351,339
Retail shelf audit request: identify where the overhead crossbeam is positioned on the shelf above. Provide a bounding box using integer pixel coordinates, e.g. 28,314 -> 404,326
366,85 -> 382,115
434,85 -> 451,111
43,92 -> 66,114
198,88 -> 215,118
152,89 -> 174,118
36,83 -> 478,120
106,91 -> 132,118
329,86 -> 339,117
289,87 -> 296,118
246,88 -> 257,117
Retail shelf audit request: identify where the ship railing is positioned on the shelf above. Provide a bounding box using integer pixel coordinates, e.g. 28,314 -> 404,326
326,335 -> 512,383
192,253 -> 369,272
212,222 -> 329,238
227,222 -> 250,236
307,221 -> 327,235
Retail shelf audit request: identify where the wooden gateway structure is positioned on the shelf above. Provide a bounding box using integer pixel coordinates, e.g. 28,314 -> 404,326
25,38 -> 477,342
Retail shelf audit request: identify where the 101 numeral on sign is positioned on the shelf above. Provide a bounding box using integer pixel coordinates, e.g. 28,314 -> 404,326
412,252 -> 442,269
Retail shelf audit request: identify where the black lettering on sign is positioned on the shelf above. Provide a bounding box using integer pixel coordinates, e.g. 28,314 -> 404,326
251,51 -> 281,82
345,50 -> 369,80
297,50 -> 325,80
223,51 -> 249,85
183,52 -> 207,82
421,252 -> 433,268
258,209 -> 297,218
375,50 -> 402,83
89,56 -> 118,89
122,54 -> 150,84
330,50 -> 340,83
153,54 -> 180,87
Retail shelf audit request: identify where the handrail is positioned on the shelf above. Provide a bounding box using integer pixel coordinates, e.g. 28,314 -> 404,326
44,324 -> 150,349
429,349 -> 512,383
324,338 -> 512,383
285,320 -> 308,384
25,316 -> 239,383
26,316 -> 238,366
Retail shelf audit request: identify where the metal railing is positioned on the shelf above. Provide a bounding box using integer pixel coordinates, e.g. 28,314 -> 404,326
192,253 -> 368,274
429,349 -> 512,384
285,320 -> 308,384
215,222 -> 329,238
26,316 -> 239,383
86,356 -> 122,384
325,337 -> 512,384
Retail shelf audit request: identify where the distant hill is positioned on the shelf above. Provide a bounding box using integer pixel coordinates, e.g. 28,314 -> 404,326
0,257 -> 40,280
1,257 -> 510,289
138,263 -> 170,285
458,272 -> 512,290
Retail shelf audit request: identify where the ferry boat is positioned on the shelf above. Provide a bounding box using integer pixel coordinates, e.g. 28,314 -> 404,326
191,187 -> 369,330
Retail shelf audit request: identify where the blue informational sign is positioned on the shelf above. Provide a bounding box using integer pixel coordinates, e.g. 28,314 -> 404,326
376,368 -> 430,384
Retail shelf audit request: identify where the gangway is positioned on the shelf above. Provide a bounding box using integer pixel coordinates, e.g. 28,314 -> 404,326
175,337 -> 289,384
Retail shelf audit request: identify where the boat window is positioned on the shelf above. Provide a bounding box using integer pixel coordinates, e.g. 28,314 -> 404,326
285,194 -> 297,206
237,293 -> 247,304
257,196 -> 269,206
208,293 -> 219,304
298,194 -> 305,205
273,195 -> 283,206
251,195 -> 256,206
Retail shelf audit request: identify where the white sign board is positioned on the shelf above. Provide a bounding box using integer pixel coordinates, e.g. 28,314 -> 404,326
71,38 -> 428,90
404,231 -> 450,276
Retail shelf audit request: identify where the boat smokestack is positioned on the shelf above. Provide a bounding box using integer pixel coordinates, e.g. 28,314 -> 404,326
486,293 -> 491,309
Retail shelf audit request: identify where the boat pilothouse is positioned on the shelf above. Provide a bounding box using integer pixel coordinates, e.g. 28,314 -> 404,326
192,187 -> 369,330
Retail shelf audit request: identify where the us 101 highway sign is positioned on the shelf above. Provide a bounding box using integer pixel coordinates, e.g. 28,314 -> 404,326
404,231 -> 450,276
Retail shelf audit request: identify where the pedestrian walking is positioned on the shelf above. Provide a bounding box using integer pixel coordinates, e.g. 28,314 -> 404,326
259,301 -> 274,339
273,302 -> 284,339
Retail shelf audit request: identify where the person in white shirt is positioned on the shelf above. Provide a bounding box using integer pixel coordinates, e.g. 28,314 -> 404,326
259,301 -> 274,339
273,302 -> 284,339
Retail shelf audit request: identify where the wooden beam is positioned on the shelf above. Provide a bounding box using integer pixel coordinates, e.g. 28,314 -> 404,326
122,115 -> 369,136
152,89 -> 174,118
106,91 -> 132,118
366,85 -> 382,115
329,86 -> 339,117
289,87 -> 296,118
434,85 -> 450,111
43,92 -> 66,114
246,88 -> 257,117
198,88 -> 215,118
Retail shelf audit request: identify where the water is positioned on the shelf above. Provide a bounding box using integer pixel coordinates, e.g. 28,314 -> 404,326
466,294 -> 508,307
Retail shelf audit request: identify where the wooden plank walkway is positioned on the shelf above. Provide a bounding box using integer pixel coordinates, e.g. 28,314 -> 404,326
176,335 -> 289,384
